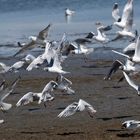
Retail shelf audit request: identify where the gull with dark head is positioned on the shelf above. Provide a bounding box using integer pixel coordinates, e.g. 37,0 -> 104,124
58,99 -> 96,118
113,0 -> 134,29
112,3 -> 121,22
122,120 -> 140,130
16,80 -> 58,107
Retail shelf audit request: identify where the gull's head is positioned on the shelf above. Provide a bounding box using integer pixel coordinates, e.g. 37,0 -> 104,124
113,3 -> 118,9
29,36 -> 37,41
121,123 -> 127,129
24,54 -> 35,63
50,81 -> 58,89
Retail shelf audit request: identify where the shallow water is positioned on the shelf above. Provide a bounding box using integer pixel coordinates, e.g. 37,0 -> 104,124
0,0 -> 140,57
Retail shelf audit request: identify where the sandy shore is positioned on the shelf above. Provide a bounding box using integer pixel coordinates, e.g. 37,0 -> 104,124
0,54 -> 140,140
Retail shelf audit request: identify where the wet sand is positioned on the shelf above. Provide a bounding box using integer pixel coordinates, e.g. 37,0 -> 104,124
0,54 -> 140,140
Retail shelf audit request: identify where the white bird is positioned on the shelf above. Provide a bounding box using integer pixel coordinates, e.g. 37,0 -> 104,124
122,120 -> 140,129
0,77 -> 19,111
65,8 -> 75,16
16,80 -> 58,107
123,42 -> 136,55
55,74 -> 75,94
112,3 -> 121,22
92,27 -> 109,44
123,71 -> 140,95
14,24 -> 52,56
70,43 -> 94,55
0,54 -> 35,73
43,35 -> 69,74
58,99 -> 96,118
112,36 -> 140,63
113,0 -> 133,29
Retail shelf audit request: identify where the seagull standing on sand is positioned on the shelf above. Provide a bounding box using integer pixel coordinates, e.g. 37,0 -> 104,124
55,74 -> 75,94
16,80 -> 58,107
122,120 -> 140,130
58,99 -> 96,118
14,24 -> 52,56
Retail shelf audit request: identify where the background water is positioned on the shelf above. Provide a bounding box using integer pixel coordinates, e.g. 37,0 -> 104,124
0,0 -> 140,57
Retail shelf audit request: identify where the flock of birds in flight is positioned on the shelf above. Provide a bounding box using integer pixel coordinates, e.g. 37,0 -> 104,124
0,0 -> 140,132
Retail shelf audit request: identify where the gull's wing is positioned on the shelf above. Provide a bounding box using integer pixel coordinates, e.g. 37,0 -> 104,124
56,75 -> 72,85
111,34 -> 123,42
13,41 -> 36,57
123,71 -> 139,93
77,99 -> 96,118
26,55 -> 43,71
112,50 -> 130,59
121,0 -> 133,25
10,61 -> 25,70
104,60 -> 123,80
112,3 -> 121,22
42,80 -> 57,94
0,80 -> 6,91
37,24 -> 52,40
0,77 -> 20,102
16,92 -> 34,107
133,36 -> 140,62
123,42 -> 135,54
57,102 -> 78,118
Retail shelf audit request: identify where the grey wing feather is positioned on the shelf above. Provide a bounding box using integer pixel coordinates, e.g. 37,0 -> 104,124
104,60 -> 123,80
58,102 -> 78,118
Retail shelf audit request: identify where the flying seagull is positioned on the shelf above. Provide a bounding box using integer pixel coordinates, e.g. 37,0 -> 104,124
55,74 -> 75,94
58,99 -> 96,118
14,24 -> 52,56
123,71 -> 140,95
112,3 -> 121,22
16,80 -> 58,107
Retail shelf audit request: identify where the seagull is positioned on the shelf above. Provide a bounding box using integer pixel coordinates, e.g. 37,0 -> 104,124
112,36 -> 140,63
0,54 -> 35,73
104,59 -> 140,80
112,3 -> 121,22
70,43 -> 94,55
55,74 -> 75,94
92,27 -> 109,44
113,0 -> 134,29
123,71 -> 140,95
0,77 -> 20,111
14,24 -> 52,56
65,8 -> 75,16
43,35 -> 70,74
16,80 -> 58,107
58,99 -> 96,118
122,120 -> 140,130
